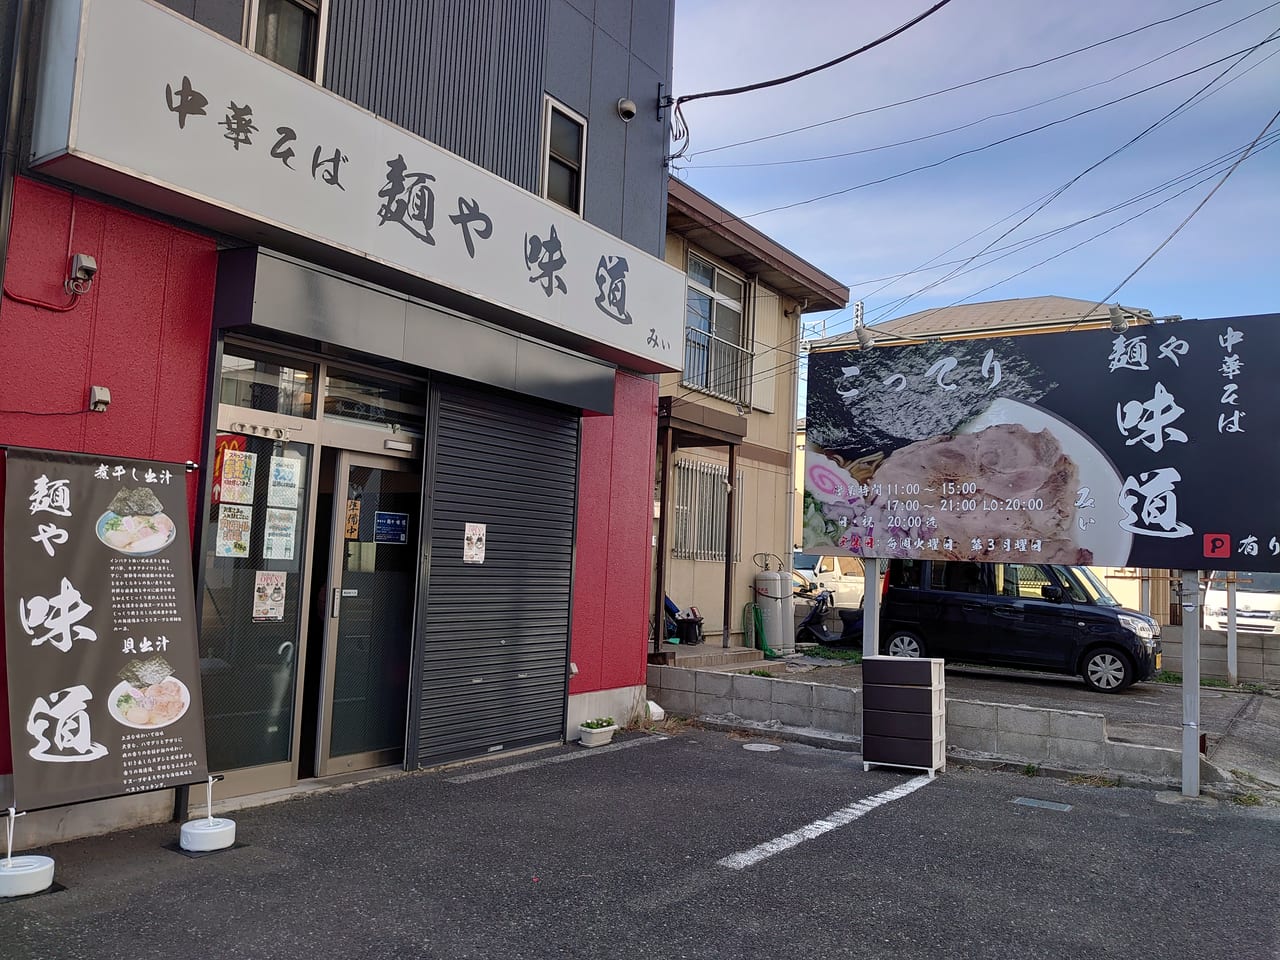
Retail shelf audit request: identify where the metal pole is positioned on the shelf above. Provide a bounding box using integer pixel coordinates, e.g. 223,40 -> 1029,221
1226,573 -> 1238,686
722,443 -> 738,648
652,426 -> 673,656
1139,568 -> 1151,617
862,560 -> 881,660
1180,570 -> 1201,797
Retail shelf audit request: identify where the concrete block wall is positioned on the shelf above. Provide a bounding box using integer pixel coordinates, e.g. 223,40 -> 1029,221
648,666 -> 1207,782
945,698 -> 1194,779
1159,626 -> 1280,683
646,665 -> 861,735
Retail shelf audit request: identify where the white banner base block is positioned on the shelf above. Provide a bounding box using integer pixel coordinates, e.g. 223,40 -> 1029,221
0,856 -> 55,898
180,817 -> 236,852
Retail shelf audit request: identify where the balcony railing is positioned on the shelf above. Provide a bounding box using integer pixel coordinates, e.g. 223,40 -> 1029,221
682,327 -> 753,406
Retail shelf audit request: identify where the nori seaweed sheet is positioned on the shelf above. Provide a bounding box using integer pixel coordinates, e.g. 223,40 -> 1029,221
806,336 -> 1059,461
106,486 -> 164,517
118,656 -> 174,687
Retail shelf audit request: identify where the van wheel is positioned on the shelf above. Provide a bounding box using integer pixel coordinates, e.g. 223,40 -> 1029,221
1082,648 -> 1133,693
885,631 -> 925,658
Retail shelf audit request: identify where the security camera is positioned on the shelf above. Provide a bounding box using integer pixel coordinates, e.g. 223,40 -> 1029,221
616,97 -> 637,122
65,253 -> 98,296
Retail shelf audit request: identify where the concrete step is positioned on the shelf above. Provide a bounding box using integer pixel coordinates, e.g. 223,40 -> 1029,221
663,644 -> 762,669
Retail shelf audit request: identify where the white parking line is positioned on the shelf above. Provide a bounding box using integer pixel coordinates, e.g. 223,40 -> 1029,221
446,735 -> 668,783
717,775 -> 933,870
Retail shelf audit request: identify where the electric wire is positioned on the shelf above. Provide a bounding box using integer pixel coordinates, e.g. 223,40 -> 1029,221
689,0 -> 1234,159
666,0 -> 957,163
1069,102 -> 1280,329
864,27 -> 1280,325
674,0 -> 957,107
671,131 -> 1277,399
689,0 -> 1280,170
735,36 -> 1280,228
701,46 -> 1280,354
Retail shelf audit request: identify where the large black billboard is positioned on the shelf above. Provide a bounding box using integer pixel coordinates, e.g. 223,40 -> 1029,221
3,448 -> 208,811
803,314 -> 1280,572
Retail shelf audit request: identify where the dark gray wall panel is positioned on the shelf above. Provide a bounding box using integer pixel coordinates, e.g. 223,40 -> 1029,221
594,0 -> 630,48
544,0 -> 593,118
629,0 -> 672,74
414,384 -> 578,767
621,60 -> 667,252
325,0 -> 544,194
481,2 -> 545,188
582,26 -> 628,239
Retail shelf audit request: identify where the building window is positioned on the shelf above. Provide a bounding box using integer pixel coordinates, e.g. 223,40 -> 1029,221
671,459 -> 743,562
683,252 -> 752,406
542,98 -> 586,214
247,0 -> 326,80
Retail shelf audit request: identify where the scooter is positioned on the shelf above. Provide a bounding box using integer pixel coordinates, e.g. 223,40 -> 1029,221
795,587 -> 864,647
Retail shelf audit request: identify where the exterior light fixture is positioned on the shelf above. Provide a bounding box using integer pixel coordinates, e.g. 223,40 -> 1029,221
1109,304 -> 1129,333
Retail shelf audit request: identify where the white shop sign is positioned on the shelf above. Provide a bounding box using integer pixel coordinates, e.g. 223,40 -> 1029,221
31,0 -> 684,372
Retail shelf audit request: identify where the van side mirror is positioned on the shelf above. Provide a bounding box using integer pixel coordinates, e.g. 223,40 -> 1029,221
1041,584 -> 1064,602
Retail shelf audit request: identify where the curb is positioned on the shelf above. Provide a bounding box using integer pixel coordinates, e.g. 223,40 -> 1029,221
693,712 -> 1276,804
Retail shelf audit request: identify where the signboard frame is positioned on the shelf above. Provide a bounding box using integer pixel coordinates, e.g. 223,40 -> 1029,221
3,447 -> 209,811
803,315 -> 1280,572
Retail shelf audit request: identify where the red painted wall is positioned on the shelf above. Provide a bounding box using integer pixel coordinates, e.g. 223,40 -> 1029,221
0,176 -> 218,775
569,371 -> 658,693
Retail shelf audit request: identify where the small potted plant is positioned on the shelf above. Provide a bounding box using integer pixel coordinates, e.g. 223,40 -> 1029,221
578,716 -> 618,747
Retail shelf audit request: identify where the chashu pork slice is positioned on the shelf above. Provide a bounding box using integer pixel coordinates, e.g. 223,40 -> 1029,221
864,423 -> 1091,564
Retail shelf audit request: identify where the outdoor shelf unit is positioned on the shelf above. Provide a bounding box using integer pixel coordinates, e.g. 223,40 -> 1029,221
862,657 -> 946,777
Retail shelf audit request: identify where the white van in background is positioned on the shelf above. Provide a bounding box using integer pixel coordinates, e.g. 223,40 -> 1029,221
793,552 -> 865,609
1204,570 -> 1280,633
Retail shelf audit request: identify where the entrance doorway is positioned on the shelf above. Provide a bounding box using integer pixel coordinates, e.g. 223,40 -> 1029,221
304,451 -> 420,776
199,341 -> 427,797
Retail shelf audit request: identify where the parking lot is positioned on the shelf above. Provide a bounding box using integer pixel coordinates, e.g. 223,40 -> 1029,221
3,728 -> 1277,960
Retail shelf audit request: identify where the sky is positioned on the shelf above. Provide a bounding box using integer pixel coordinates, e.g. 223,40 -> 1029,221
670,0 -> 1280,359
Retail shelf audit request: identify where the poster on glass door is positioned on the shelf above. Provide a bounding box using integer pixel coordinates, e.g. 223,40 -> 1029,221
2,448 -> 208,811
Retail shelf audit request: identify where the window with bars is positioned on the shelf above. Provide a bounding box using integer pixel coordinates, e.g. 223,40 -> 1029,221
671,459 -> 743,561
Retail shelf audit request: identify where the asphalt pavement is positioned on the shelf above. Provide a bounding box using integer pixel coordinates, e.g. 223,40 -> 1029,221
2,726 -> 1277,960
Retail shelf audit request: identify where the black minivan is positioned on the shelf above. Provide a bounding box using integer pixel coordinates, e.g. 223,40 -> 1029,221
881,560 -> 1162,693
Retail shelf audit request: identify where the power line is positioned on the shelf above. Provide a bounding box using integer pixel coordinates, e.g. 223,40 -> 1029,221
1072,102 -> 1280,328
865,27 -> 1280,325
689,0 -> 1233,159
673,132 -> 1277,395
673,1 -> 958,108
688,0 -> 1280,170
736,37 -> 1280,228
666,1 -> 959,164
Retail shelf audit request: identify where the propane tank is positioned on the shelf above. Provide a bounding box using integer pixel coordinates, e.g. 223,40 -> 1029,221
754,570 -> 793,655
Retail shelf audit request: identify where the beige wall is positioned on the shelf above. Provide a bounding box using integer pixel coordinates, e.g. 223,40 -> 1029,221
657,234 -> 803,640
660,451 -> 794,638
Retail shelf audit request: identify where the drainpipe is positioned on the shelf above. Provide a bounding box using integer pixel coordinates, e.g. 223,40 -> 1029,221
0,0 -> 33,299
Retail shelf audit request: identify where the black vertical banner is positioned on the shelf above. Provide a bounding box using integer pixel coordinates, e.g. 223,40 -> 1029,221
3,448 -> 208,811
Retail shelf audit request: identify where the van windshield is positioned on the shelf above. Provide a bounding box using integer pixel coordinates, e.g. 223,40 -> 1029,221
1209,571 -> 1280,594
793,553 -> 821,570
1061,566 -> 1121,606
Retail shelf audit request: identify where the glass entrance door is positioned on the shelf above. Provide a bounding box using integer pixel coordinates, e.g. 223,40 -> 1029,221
315,452 -> 420,775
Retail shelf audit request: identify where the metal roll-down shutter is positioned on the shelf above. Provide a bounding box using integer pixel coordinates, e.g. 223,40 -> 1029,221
414,382 -> 579,767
